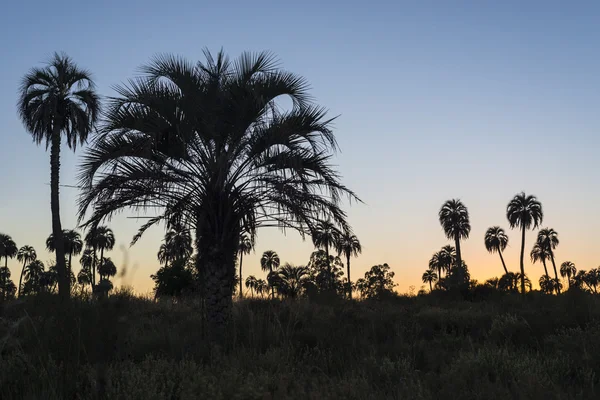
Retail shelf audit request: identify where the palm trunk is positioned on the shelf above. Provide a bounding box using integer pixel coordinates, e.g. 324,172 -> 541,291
429,281 -> 432,292
68,252 -> 72,278
92,246 -> 97,287
542,259 -> 549,277
549,251 -> 561,294
204,248 -> 235,339
18,261 -> 27,298
269,266 -> 275,299
239,250 -> 244,299
346,253 -> 352,299
519,225 -> 526,294
498,250 -> 508,275
454,233 -> 464,284
50,127 -> 69,301
325,244 -> 332,290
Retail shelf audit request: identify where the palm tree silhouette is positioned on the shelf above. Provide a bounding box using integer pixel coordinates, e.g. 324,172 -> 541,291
255,279 -> 268,298
536,228 -> 560,293
0,234 -> 18,296
277,264 -> 309,298
98,258 -> 117,281
260,250 -> 280,299
422,269 -> 438,292
77,50 -> 357,331
312,220 -> 342,290
85,226 -> 115,287
439,245 -> 456,277
506,192 -> 543,294
19,53 -> 99,300
530,243 -> 550,277
16,245 -> 37,297
157,225 -> 193,266
245,275 -> 258,298
238,234 -> 254,298
46,230 -> 83,279
539,274 -> 555,294
484,226 -> 509,274
560,261 -> 577,288
335,230 -> 361,298
439,200 -> 471,277
428,252 -> 442,279
23,260 -> 45,295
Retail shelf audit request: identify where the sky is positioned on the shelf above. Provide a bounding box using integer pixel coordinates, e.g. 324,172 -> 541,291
1,0 -> 599,294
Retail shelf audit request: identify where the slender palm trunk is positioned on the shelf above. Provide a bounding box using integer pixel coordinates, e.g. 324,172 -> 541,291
549,251 -> 561,294
325,244 -> 332,290
269,266 -> 275,299
454,233 -> 463,283
92,246 -> 97,287
18,261 -> 27,298
68,252 -> 72,277
346,253 -> 352,299
498,250 -> 508,275
541,259 -> 549,277
99,248 -> 105,281
519,225 -> 526,294
239,250 -> 244,299
3,257 -> 8,300
429,281 -> 433,292
50,127 -> 68,300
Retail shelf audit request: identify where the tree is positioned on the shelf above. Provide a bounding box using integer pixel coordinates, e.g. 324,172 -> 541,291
16,245 -> 37,297
238,234 -> 254,298
98,258 -> 117,280
585,269 -> 599,293
560,261 -> 576,288
260,250 -> 280,299
19,53 -> 99,300
439,245 -> 456,276
498,272 -> 531,293
306,249 -> 345,294
46,229 -> 83,277
422,269 -> 438,292
335,230 -> 361,298
0,233 -> 18,271
484,226 -> 509,274
530,243 -> 550,277
312,220 -> 342,290
0,265 -> 17,301
245,275 -> 258,298
276,264 -> 310,298
506,192 -> 543,294
356,263 -> 396,299
536,228 -> 560,293
23,260 -> 45,295
85,226 -> 115,287
255,279 -> 268,298
77,50 -> 357,332
539,275 -> 555,294
151,258 -> 195,299
439,199 -> 471,280
157,224 -> 193,266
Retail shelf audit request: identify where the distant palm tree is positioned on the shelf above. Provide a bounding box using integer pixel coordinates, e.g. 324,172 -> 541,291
586,269 -> 599,293
530,243 -> 550,277
428,252 -> 442,279
19,53 -> 99,299
0,234 -> 18,295
16,245 -> 37,297
245,275 -> 258,298
573,270 -> 590,291
255,279 -> 268,298
238,234 -> 254,298
23,260 -> 45,295
260,250 -> 280,298
80,249 -> 96,273
439,200 -> 470,277
484,226 -> 509,274
506,192 -> 543,294
157,224 -> 193,266
335,231 -> 362,298
312,220 -> 342,290
536,228 -> 560,292
439,245 -> 456,277
422,269 -> 438,292
98,258 -> 117,281
277,264 -> 310,298
47,230 -> 83,277
86,226 -> 115,286
560,261 -> 576,288
539,275 -> 554,294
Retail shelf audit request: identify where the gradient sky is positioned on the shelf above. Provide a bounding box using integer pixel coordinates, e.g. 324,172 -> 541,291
1,1 -> 599,294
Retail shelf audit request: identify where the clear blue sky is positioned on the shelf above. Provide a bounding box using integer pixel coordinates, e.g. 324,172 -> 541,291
1,0 -> 599,293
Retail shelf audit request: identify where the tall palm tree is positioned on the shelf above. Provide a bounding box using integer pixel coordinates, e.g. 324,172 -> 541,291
238,234 -> 254,298
16,245 -> 37,297
245,275 -> 258,298
260,250 -> 281,298
439,199 -> 471,277
530,242 -> 550,277
422,269 -> 438,292
23,260 -> 45,295
439,245 -> 456,277
484,226 -> 509,274
537,228 -> 560,292
428,252 -> 442,279
19,53 -> 99,299
560,261 -> 577,288
0,234 -> 18,294
47,230 -> 83,277
312,220 -> 342,290
157,224 -> 193,266
506,192 -> 543,294
277,264 -> 309,298
77,50 -> 357,331
335,231 -> 361,298
84,226 -> 115,287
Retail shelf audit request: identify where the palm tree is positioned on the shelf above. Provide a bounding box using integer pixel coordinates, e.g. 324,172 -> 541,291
98,258 -> 117,281
439,199 -> 470,278
157,224 -> 193,266
0,234 -> 18,295
77,50 -> 357,331
277,264 -> 310,298
85,226 -> 115,286
238,234 -> 254,298
560,261 -> 576,288
47,230 -> 83,277
539,275 -> 555,294
23,260 -> 45,295
255,279 -> 268,298
537,228 -> 560,292
484,226 -> 509,274
245,275 -> 258,298
428,252 -> 442,279
260,250 -> 280,298
439,245 -> 456,277
422,269 -> 438,292
19,53 -> 99,300
335,231 -> 361,298
16,245 -> 37,297
506,192 -> 543,294
530,243 -> 550,277
312,220 -> 342,290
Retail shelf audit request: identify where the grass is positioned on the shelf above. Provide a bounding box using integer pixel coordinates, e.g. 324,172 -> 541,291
1,289 -> 600,399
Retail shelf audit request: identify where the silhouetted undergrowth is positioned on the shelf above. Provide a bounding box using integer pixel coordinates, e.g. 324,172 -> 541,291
1,289 -> 599,399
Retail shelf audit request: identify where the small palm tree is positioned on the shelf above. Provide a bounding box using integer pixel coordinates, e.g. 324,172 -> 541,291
98,258 -> 117,281
238,234 -> 254,298
245,275 -> 258,298
530,243 -> 550,277
86,226 -> 115,286
255,279 -> 268,298
260,250 -> 280,298
439,245 -> 456,276
560,261 -> 576,288
439,199 -> 471,274
536,228 -> 560,292
484,226 -> 509,274
312,220 -> 342,290
23,260 -> 45,295
539,274 -> 554,294
506,192 -> 543,294
47,230 -> 83,276
19,53 -> 99,299
0,234 -> 18,296
16,245 -> 37,297
277,264 -> 310,298
157,224 -> 193,267
422,269 -> 438,292
335,230 -> 362,298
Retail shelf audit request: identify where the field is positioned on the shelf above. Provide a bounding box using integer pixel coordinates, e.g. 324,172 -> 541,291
1,290 -> 599,399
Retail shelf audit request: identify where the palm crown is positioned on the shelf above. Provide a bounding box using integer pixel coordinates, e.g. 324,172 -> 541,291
506,193 -> 543,231
537,228 -> 559,251
439,199 -> 471,241
260,250 -> 281,273
484,226 -> 508,253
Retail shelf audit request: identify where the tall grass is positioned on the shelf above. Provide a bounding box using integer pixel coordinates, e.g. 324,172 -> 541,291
1,289 -> 599,399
